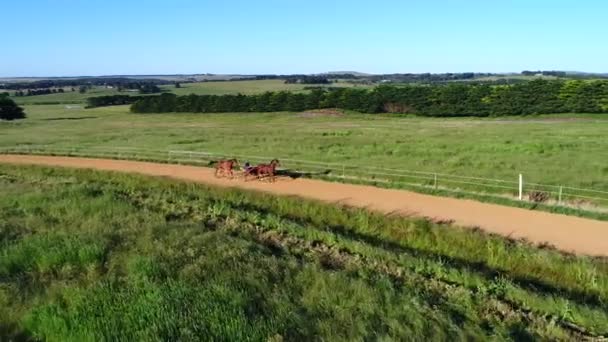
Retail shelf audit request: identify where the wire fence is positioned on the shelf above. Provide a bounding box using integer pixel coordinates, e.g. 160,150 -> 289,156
1,144 -> 607,212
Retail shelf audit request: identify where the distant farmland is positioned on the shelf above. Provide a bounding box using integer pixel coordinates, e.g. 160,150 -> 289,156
7,79 -> 366,105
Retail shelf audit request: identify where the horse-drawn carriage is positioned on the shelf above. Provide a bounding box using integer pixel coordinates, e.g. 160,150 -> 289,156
214,158 -> 280,182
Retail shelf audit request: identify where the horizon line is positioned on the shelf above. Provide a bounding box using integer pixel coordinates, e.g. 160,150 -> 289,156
2,70 -> 608,79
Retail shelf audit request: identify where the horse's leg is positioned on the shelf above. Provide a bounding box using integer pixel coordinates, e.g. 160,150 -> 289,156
214,167 -> 220,178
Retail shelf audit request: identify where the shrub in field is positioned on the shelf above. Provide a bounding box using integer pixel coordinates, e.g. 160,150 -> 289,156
0,95 -> 26,120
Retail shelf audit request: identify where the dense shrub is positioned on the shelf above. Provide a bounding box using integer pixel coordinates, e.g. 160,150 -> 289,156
0,95 -> 26,120
139,84 -> 162,94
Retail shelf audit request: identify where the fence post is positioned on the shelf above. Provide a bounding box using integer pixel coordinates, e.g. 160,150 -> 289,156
518,174 -> 523,200
434,173 -> 438,190
558,186 -> 563,205
342,165 -> 345,178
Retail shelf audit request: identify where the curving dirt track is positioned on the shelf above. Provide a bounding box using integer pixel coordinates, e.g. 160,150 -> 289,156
2,154 -> 608,256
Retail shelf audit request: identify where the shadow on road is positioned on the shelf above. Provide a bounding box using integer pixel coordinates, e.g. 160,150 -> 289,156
276,168 -> 332,179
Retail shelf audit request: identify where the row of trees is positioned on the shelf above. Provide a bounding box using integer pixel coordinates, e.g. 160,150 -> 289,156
0,77 -> 172,90
130,80 -> 608,116
13,88 -> 67,96
284,76 -> 332,84
521,70 -> 568,77
367,72 -> 480,83
252,74 -> 358,81
138,84 -> 162,94
0,94 -> 26,120
9,83 -> 161,98
86,95 -> 145,108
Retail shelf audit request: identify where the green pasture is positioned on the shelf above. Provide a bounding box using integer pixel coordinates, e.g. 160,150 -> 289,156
1,104 -> 606,195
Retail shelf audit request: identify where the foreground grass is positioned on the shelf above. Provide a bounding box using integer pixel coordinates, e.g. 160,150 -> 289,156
1,164 -> 607,340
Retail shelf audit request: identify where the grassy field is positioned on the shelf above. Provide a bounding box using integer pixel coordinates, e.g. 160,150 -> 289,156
9,80 -> 364,105
163,79 -> 363,96
1,104 -> 607,207
1,164 -> 608,340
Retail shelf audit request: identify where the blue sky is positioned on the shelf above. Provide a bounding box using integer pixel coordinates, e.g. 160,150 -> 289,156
3,0 -> 607,76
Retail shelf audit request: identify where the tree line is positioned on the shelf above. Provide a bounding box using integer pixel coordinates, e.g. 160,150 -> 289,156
12,88 -> 67,96
521,70 -> 567,77
86,95 -> 147,108
129,79 -> 608,116
0,77 -> 172,91
284,76 -> 332,84
7,84 -> 163,98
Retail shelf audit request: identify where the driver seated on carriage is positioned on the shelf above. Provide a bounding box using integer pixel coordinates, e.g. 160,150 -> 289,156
243,162 -> 254,173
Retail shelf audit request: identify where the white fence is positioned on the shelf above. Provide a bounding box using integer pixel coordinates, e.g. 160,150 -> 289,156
1,145 -> 607,212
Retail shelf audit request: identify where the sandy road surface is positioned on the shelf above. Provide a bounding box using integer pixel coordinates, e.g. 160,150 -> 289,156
2,154 -> 608,256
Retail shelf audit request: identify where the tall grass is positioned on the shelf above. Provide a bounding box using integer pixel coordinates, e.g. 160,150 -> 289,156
1,164 -> 607,340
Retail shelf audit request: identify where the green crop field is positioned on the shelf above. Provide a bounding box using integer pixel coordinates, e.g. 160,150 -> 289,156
9,79 -> 365,105
1,164 -> 608,340
1,104 -> 607,209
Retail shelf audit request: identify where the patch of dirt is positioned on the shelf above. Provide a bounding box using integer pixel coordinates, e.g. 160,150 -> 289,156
298,108 -> 345,118
486,118 -> 603,124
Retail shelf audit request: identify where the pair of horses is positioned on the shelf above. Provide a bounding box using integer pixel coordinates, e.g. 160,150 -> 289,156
214,158 -> 281,182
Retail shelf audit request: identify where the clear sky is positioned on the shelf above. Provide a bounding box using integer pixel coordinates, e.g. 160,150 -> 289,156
2,0 -> 607,76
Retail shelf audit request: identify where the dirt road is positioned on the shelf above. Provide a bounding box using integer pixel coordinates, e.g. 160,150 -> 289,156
2,154 -> 608,256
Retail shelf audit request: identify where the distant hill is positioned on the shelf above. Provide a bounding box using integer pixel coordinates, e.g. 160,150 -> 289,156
3,70 -> 608,85
563,71 -> 608,77
324,71 -> 372,76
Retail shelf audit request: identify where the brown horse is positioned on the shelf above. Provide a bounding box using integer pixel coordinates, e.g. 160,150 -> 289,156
245,159 -> 280,182
214,158 -> 239,179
